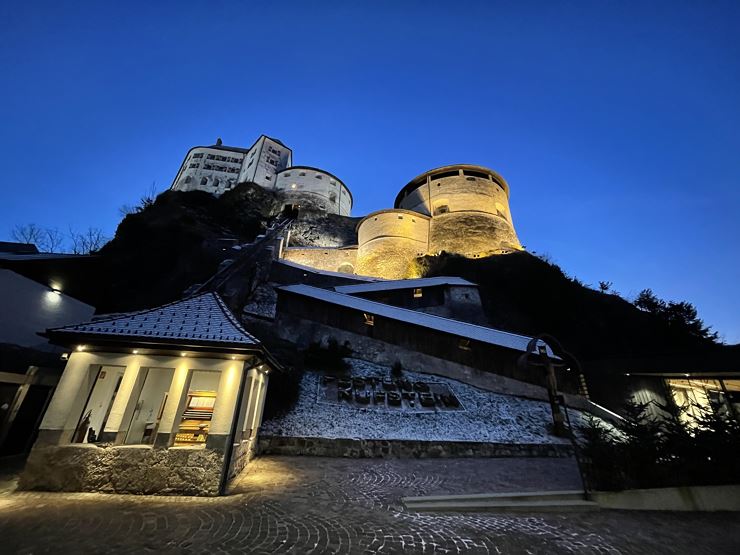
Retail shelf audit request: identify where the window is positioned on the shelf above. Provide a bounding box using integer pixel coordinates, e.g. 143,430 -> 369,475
200,177 -> 208,186
299,171 -> 306,176
434,204 -> 449,215
413,288 -> 423,298
458,338 -> 472,351
329,192 -> 337,203
315,174 -> 322,179
124,367 -> 175,445
206,154 -> 215,160
72,366 -> 125,443
463,170 -> 490,180
213,178 -> 220,188
431,170 -> 459,180
398,215 -> 403,219
265,174 -> 272,180
363,313 -> 375,326
192,153 -> 203,159
184,176 -> 192,184
189,163 -> 200,169
283,172 -> 291,177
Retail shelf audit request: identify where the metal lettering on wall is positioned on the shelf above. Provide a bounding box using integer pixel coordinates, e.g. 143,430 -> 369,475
318,374 -> 464,412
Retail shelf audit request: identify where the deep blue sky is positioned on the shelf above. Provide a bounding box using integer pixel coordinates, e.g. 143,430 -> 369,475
1,1 -> 738,342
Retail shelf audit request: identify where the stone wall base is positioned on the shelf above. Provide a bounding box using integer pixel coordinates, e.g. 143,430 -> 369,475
258,435 -> 573,459
19,444 -> 225,496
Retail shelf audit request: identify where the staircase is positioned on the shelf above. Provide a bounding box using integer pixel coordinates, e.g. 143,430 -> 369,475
402,490 -> 599,513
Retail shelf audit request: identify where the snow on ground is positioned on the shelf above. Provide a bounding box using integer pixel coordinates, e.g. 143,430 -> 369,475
261,359 -> 579,444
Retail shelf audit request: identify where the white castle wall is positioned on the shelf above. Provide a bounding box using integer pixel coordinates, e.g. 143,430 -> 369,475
171,146 -> 246,195
274,167 -> 352,216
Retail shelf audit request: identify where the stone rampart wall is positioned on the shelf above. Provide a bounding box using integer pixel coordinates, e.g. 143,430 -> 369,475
258,435 -> 574,459
429,212 -> 521,256
282,247 -> 358,274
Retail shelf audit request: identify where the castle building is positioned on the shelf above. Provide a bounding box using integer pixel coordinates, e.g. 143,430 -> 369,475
170,135 -> 352,216
171,135 -> 521,280
283,164 -> 523,280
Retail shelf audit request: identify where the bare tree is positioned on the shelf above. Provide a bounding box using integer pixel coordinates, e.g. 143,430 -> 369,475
119,182 -> 159,218
40,227 -> 65,253
68,226 -> 107,254
598,281 -> 613,293
11,223 -> 44,246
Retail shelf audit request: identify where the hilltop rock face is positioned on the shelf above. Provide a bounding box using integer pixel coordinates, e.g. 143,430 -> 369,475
287,210 -> 360,247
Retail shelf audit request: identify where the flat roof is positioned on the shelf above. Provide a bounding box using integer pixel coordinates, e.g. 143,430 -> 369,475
278,284 -> 556,356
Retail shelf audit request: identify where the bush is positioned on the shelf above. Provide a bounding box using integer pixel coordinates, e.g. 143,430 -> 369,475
580,400 -> 740,490
303,337 -> 352,373
261,366 -> 303,421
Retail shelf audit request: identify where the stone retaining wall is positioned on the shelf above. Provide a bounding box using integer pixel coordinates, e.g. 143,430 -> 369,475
20,444 -> 225,496
257,435 -> 574,459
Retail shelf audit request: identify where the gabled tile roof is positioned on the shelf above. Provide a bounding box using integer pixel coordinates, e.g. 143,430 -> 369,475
334,276 -> 476,295
46,292 -> 259,348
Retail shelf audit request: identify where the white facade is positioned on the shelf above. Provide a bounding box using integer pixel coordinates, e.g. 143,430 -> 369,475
274,167 -> 352,216
170,135 -> 352,216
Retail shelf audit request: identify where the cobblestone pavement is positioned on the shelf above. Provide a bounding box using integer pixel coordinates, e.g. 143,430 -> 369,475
1,456 -> 738,554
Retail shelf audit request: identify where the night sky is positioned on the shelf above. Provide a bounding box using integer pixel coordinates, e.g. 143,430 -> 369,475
1,1 -> 738,342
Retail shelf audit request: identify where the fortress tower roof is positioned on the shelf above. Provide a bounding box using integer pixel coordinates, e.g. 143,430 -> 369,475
394,164 -> 510,208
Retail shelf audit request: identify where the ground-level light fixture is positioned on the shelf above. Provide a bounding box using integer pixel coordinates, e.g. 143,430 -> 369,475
132,349 -> 139,354
76,345 -> 86,352
181,352 -> 187,357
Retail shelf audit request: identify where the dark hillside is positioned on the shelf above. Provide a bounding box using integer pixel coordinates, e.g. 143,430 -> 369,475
418,252 -> 718,361
93,183 -> 282,312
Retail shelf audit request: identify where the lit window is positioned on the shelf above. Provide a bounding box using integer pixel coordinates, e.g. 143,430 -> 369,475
363,313 -> 375,326
413,288 -> 422,298
459,338 -> 472,351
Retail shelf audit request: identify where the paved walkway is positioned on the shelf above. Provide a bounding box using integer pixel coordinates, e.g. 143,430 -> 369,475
1,456 -> 738,554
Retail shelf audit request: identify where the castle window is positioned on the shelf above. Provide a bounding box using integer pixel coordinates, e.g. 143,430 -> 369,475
330,180 -> 336,185
434,204 -> 449,216
192,153 -> 203,159
299,171 -> 306,176
458,338 -> 472,351
315,174 -> 322,179
200,177 -> 208,186
189,163 -> 200,168
206,154 -> 215,160
431,170 -> 459,180
185,176 -> 192,184
265,174 -> 272,180
329,192 -> 337,203
283,173 -> 291,177
213,178 -> 220,188
463,170 -> 490,180
398,215 -> 403,219
413,288 -> 423,298
363,313 -> 375,326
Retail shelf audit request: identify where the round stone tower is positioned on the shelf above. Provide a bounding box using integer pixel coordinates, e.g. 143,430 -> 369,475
356,209 -> 430,279
395,164 -> 521,258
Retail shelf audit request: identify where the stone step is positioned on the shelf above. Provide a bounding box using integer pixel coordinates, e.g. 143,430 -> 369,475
404,489 -> 585,504
403,490 -> 599,513
403,498 -> 600,513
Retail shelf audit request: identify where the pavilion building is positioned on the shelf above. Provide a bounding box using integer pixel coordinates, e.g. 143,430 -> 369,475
20,292 -> 278,496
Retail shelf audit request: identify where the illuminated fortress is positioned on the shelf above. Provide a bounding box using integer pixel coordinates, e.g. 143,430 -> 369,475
172,137 -> 522,279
